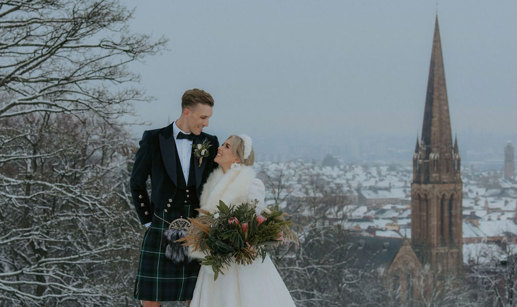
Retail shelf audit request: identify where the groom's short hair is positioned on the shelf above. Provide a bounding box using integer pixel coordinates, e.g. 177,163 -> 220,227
182,89 -> 214,110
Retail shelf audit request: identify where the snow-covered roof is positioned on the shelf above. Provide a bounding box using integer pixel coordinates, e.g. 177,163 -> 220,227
350,206 -> 368,218
484,189 -> 502,197
376,230 -> 402,238
375,209 -> 399,219
463,221 -> 485,238
464,243 -> 517,265
478,219 -> 517,237
399,209 -> 411,218
360,188 -> 408,200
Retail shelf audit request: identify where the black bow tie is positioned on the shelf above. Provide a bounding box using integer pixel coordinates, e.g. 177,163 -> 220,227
177,132 -> 194,140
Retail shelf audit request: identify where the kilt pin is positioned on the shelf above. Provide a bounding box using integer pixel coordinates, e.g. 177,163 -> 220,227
130,123 -> 218,302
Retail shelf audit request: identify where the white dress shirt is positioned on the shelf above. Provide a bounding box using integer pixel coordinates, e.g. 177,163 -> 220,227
173,122 -> 193,184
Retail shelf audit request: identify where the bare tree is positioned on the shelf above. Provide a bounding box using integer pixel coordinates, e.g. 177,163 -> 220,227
257,161 -> 297,205
261,161 -> 384,306
0,0 -> 164,121
408,267 -> 484,307
0,1 -> 165,305
468,240 -> 517,307
0,113 -> 142,305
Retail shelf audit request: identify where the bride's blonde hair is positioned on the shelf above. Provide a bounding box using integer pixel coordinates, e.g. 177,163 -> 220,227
229,135 -> 255,166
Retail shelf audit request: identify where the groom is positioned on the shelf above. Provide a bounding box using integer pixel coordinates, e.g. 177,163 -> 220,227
130,89 -> 219,307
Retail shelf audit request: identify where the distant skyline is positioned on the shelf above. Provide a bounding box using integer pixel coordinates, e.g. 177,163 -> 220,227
124,0 -> 517,163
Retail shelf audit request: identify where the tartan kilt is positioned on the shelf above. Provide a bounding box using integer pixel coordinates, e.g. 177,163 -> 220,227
134,210 -> 200,301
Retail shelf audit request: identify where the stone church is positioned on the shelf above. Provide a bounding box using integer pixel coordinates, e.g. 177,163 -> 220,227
345,16 -> 464,303
388,15 -> 464,299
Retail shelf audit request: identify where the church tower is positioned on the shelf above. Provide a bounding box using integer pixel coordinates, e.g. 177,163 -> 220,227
411,17 -> 463,274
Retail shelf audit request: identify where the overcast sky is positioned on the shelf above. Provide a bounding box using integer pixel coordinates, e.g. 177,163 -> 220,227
124,0 -> 517,162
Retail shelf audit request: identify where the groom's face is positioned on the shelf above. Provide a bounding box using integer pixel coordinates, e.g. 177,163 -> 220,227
185,103 -> 213,135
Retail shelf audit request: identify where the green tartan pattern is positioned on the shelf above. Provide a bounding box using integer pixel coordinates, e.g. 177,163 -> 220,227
134,211 -> 200,301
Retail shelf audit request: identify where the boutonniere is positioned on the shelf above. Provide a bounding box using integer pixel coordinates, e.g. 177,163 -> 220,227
193,139 -> 212,167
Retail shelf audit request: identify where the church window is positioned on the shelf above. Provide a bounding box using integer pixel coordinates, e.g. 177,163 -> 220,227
448,195 -> 454,244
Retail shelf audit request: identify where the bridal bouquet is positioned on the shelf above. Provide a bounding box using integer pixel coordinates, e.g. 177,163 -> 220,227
178,200 -> 297,280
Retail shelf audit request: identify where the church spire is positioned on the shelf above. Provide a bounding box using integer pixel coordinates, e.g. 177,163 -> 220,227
420,16 -> 453,156
411,16 -> 463,275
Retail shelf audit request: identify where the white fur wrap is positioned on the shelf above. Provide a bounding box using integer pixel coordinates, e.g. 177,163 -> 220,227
189,165 -> 266,259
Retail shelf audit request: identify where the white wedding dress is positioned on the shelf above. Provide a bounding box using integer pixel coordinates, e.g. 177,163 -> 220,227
189,164 -> 296,307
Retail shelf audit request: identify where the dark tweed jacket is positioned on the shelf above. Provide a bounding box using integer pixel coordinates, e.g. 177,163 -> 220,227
130,123 -> 219,224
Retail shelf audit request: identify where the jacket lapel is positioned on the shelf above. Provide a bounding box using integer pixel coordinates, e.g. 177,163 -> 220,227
159,124 -> 178,186
193,135 -> 207,189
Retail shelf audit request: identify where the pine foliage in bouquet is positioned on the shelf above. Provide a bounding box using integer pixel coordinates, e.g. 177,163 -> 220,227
179,200 -> 297,280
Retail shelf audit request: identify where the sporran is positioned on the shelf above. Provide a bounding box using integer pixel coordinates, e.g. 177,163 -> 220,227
162,216 -> 192,263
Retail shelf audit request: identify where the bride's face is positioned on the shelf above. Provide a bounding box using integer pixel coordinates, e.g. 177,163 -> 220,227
214,137 -> 240,169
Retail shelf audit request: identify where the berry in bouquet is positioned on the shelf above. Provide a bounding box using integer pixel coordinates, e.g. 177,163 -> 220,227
178,200 -> 298,280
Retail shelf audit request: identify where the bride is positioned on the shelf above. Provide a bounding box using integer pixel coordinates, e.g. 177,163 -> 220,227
189,134 -> 296,307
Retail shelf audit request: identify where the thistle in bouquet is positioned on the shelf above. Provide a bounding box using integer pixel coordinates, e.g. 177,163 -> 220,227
179,200 -> 298,280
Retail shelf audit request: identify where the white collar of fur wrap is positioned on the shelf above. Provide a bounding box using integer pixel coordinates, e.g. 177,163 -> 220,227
199,164 -> 255,213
